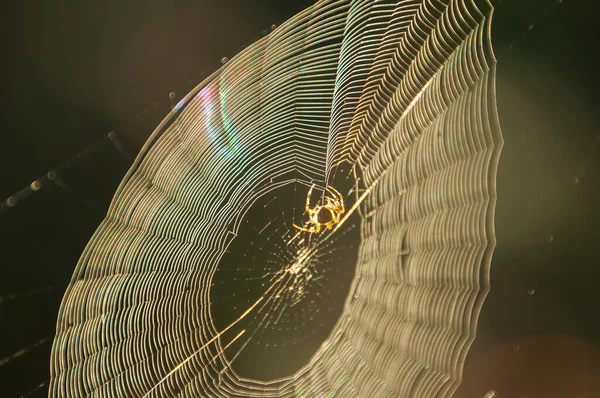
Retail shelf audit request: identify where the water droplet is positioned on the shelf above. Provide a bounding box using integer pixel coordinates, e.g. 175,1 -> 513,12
484,390 -> 496,398
528,24 -> 535,31
6,196 -> 18,207
353,294 -> 359,299
47,171 -> 56,181
271,24 -> 277,30
528,287 -> 535,296
573,176 -> 579,185
547,235 -> 554,244
108,131 -> 116,140
31,180 -> 43,191
221,57 -> 229,64
169,92 -> 176,99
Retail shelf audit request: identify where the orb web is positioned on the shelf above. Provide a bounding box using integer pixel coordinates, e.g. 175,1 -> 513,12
50,1 -> 502,397
211,177 -> 360,381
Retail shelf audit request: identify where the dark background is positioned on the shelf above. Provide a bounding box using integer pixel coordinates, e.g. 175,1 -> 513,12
0,0 -> 598,396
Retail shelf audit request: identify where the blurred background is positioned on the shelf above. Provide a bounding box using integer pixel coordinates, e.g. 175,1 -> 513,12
0,0 -> 598,396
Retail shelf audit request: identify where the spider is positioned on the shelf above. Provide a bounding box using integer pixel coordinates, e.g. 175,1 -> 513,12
293,184 -> 345,234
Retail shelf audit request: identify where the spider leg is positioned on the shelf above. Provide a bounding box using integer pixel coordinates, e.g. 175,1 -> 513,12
325,186 -> 345,214
293,223 -> 311,232
329,210 -> 340,224
305,184 -> 315,213
326,185 -> 342,200
294,222 -> 323,234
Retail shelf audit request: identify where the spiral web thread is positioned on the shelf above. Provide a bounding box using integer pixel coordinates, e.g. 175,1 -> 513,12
50,0 -> 502,397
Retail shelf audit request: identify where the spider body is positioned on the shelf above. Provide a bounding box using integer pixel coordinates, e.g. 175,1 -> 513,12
293,184 -> 345,234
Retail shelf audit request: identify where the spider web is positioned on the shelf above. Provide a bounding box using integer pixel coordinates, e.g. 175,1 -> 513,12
211,167 -> 360,381
49,0 -> 503,397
